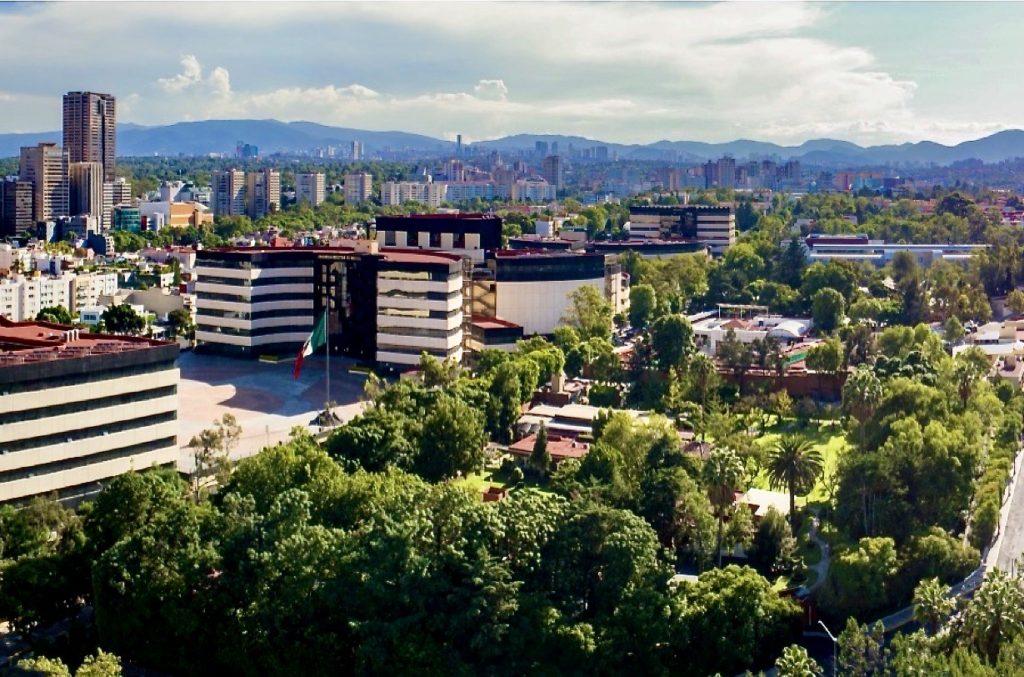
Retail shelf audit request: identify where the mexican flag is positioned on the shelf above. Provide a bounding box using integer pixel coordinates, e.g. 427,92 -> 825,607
293,311 -> 327,379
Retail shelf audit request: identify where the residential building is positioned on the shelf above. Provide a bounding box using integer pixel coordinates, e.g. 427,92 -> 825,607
295,172 -> 326,207
511,180 -> 557,202
20,142 -> 70,223
379,180 -> 447,207
245,168 -> 280,220
0,274 -> 73,322
0,317 -> 178,503
542,155 -> 564,191
690,309 -> 813,355
628,205 -> 736,253
344,172 -> 373,205
69,161 -> 104,224
374,213 -> 502,263
211,169 -> 246,217
70,271 -> 119,311
445,181 -> 496,202
0,180 -> 34,236
350,141 -> 363,161
62,91 -> 116,182
110,177 -> 132,206
193,244 -> 463,367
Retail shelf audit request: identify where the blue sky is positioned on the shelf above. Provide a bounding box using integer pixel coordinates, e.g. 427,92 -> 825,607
0,2 -> 1020,145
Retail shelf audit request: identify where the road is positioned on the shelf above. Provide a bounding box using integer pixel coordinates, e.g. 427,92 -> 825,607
176,351 -> 368,472
995,449 -> 1024,573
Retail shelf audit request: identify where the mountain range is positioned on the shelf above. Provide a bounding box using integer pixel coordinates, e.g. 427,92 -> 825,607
3,119 -> 1024,167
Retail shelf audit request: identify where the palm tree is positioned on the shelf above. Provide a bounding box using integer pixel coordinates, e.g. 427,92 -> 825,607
702,447 -> 745,566
765,435 -> 824,532
842,366 -> 882,452
913,577 -> 954,635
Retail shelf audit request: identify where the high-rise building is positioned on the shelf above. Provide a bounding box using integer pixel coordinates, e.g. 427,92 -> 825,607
542,155 -> 564,191
20,142 -> 69,223
246,168 -> 280,220
295,172 -> 326,207
0,180 -> 34,236
62,92 -> 116,183
351,141 -> 364,161
716,157 -> 737,189
456,134 -> 463,155
343,172 -> 373,205
211,169 -> 246,217
69,162 -> 104,223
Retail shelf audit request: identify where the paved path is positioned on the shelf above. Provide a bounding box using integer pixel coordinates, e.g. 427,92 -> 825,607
176,351 -> 367,472
804,514 -> 831,594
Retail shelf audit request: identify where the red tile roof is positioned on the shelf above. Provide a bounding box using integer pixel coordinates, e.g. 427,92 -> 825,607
508,434 -> 590,461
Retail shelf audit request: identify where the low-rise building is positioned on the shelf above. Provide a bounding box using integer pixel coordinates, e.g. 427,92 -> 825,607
691,308 -> 813,355
0,318 -> 179,503
628,205 -> 736,253
804,234 -> 988,267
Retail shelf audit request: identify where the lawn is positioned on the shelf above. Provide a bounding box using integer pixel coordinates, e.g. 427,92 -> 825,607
749,419 -> 851,505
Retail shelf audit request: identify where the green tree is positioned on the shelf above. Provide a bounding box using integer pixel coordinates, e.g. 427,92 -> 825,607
811,287 -> 845,333
961,568 -> 1024,663
187,413 -> 241,497
531,422 -> 552,475
167,308 -> 195,340
747,507 -> 797,576
765,436 -> 823,532
650,314 -> 695,372
702,447 -> 745,566
805,336 -> 844,375
774,644 -> 822,677
628,283 -> 657,328
943,314 -> 966,344
561,285 -> 612,340
36,305 -> 74,325
101,304 -> 145,335
415,393 -> 486,481
1007,289 -> 1024,316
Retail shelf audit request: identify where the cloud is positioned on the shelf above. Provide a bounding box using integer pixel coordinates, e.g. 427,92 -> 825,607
473,79 -> 508,101
157,55 -> 204,93
1,2 -> 1022,145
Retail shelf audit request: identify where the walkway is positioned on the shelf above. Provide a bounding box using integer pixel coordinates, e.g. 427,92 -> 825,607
801,512 -> 831,595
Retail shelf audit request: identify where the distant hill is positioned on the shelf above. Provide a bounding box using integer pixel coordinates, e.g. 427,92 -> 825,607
2,119 -> 1024,167
0,120 -> 454,158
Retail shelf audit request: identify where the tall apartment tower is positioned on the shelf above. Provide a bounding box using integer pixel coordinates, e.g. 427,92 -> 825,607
211,169 -> 246,217
350,141 -> 364,161
0,180 -> 34,236
542,155 -> 564,191
716,157 -> 737,189
63,91 -> 116,183
69,162 -> 105,223
344,172 -> 373,205
19,143 -> 69,223
246,168 -> 281,220
295,172 -> 326,207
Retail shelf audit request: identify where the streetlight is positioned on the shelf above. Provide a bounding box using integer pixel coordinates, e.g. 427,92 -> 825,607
818,619 -> 838,677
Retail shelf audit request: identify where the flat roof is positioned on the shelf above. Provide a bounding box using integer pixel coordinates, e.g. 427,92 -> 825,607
0,318 -> 172,367
199,245 -> 462,264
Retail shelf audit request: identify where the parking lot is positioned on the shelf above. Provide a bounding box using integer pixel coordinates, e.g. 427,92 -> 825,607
176,351 -> 368,471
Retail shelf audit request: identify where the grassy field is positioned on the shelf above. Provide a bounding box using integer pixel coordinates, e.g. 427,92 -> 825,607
750,419 -> 851,504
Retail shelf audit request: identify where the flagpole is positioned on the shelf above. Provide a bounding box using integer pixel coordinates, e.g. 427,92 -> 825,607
325,309 -> 331,417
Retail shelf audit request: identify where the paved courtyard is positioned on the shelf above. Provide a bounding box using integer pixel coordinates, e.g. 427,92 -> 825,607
176,351 -> 368,472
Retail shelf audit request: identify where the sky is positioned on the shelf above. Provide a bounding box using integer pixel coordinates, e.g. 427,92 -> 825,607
1,1 -> 1022,147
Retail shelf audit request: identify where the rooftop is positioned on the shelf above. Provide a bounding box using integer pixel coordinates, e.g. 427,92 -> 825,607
0,317 -> 171,367
508,433 -> 590,461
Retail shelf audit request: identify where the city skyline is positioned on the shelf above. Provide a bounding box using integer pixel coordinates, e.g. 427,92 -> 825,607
2,2 -> 1024,146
